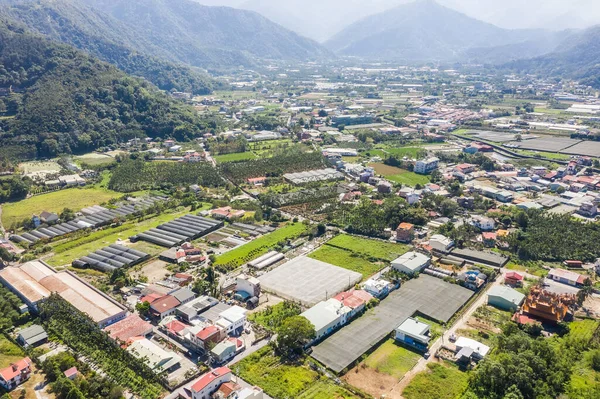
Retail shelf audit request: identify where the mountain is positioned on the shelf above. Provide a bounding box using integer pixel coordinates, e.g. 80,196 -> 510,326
508,26 -> 600,88
324,0 -> 553,62
84,0 -> 331,65
0,17 -> 215,160
0,0 -> 214,94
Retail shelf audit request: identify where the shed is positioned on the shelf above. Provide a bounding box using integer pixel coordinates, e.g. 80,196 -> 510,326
17,325 -> 48,348
487,286 -> 525,311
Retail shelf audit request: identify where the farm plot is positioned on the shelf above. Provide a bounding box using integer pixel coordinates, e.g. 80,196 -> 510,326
368,163 -> 429,186
75,153 -> 115,166
402,362 -> 469,399
508,136 -> 580,152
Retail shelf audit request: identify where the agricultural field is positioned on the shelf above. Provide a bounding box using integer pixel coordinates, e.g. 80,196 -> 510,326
0,334 -> 24,368
402,362 -> 469,399
74,153 -> 116,166
456,305 -> 512,348
1,186 -> 121,228
308,234 -> 409,279
213,222 -> 309,269
18,160 -> 61,176
344,339 -> 421,398
214,152 -> 257,163
45,206 -> 207,267
325,234 -> 409,261
368,163 -> 430,186
247,301 -> 301,332
234,348 -> 359,399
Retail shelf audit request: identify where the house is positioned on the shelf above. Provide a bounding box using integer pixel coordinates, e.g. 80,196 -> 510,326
237,387 -> 264,399
332,290 -> 372,318
481,232 -> 497,247
301,298 -> 351,342
363,278 -> 393,299
183,152 -> 203,163
39,211 -> 59,225
17,325 -> 48,348
455,337 -> 490,361
455,163 -> 476,174
64,367 -> 78,381
217,306 -> 247,335
171,287 -> 196,305
458,270 -> 487,290
396,222 -> 415,243
191,325 -> 227,351
564,260 -> 584,268
126,337 -> 182,373
236,274 -> 261,299
247,177 -> 267,186
211,207 -> 246,221
394,317 -> 431,352
104,314 -> 153,342
210,338 -> 244,365
470,216 -> 495,231
547,268 -> 587,287
378,181 -> 393,194
212,381 -> 241,399
391,252 -> 431,275
414,157 -> 439,175
428,234 -> 454,253
150,295 -> 181,319
504,272 -> 524,287
188,367 -> 232,399
0,357 -> 32,391
487,286 -> 525,311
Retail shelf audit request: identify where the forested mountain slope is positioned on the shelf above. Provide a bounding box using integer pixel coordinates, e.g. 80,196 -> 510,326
0,18 -> 217,160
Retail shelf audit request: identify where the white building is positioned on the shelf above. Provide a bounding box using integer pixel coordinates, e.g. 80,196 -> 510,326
189,367 -> 232,399
391,252 -> 431,275
300,298 -> 351,341
216,305 -> 247,335
429,234 -> 454,253
126,337 -> 181,373
414,157 -> 439,175
471,216 -> 495,231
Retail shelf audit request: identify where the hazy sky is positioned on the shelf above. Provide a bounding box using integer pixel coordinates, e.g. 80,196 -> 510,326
193,0 -> 600,40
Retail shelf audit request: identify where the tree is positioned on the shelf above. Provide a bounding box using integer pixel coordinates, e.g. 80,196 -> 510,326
276,316 -> 316,355
316,223 -> 326,236
135,301 -> 150,317
318,109 -> 328,117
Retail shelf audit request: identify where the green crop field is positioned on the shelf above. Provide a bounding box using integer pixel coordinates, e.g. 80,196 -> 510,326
297,381 -> 359,399
368,163 -> 430,186
308,245 -> 382,279
214,222 -> 308,269
325,234 -> 409,261
214,152 -> 257,163
0,334 -> 25,368
364,339 -> 422,378
403,362 -> 469,399
1,186 -> 121,228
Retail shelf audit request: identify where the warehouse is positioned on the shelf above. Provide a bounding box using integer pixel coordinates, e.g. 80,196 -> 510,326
258,256 -> 362,307
487,286 -> 525,311
72,244 -> 149,273
134,215 -> 223,247
0,260 -> 127,327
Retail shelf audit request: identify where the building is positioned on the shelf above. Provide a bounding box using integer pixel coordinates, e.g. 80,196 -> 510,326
363,278 -> 393,299
520,287 -> 575,323
391,252 -> 431,275
171,288 -> 196,306
504,272 -> 524,287
191,325 -> 227,351
150,295 -> 181,319
394,317 -> 431,352
471,216 -> 495,231
16,325 -> 48,348
39,211 -> 59,224
0,357 -> 32,391
378,181 -> 393,194
103,314 -> 153,342
414,157 -> 439,175
332,114 -> 374,127
126,337 -> 182,373
188,367 -> 232,399
487,286 -> 525,311
429,234 -> 454,253
0,261 -> 127,327
455,337 -> 490,361
301,298 -> 351,342
216,306 -> 247,335
332,290 -> 372,318
236,274 -> 261,298
396,222 -> 415,243
64,367 -> 78,380
210,339 -> 243,365
547,268 -> 587,287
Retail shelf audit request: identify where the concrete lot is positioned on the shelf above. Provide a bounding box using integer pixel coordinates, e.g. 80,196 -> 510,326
258,256 -> 362,306
311,275 -> 473,373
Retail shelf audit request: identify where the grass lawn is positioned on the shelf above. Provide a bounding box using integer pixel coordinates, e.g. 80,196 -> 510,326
1,186 -> 121,228
383,147 -> 427,159
505,261 -> 548,277
308,245 -> 382,280
368,163 -> 429,186
403,362 -> 469,399
214,222 -> 308,269
0,335 -> 25,368
214,152 -> 257,163
568,350 -> 600,397
233,348 -> 317,398
516,149 -> 571,161
325,234 -> 409,261
364,339 -> 422,378
74,153 -> 116,166
414,315 -> 445,340
45,207 -> 198,267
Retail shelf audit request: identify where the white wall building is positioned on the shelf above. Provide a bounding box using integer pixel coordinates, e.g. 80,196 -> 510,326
391,252 -> 431,275
414,157 -> 439,175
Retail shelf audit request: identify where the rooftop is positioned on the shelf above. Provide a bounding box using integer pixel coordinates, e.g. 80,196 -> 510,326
191,367 -> 231,393
396,317 -> 431,343
487,285 -> 526,305
103,314 -> 153,342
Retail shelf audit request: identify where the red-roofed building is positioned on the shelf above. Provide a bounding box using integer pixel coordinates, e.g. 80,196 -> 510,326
163,319 -> 189,338
139,293 -> 163,305
150,295 -> 181,319
247,177 -> 267,186
482,232 -> 497,247
455,163 -> 476,174
191,325 -> 226,351
396,222 -> 415,243
0,357 -> 32,391
504,272 -> 524,287
64,367 -> 78,380
188,367 -> 232,399
333,290 -> 373,317
211,207 -> 246,221
104,314 -> 153,342
213,381 -> 241,399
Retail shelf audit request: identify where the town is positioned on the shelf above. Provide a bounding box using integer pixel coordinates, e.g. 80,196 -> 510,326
2,60 -> 600,399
